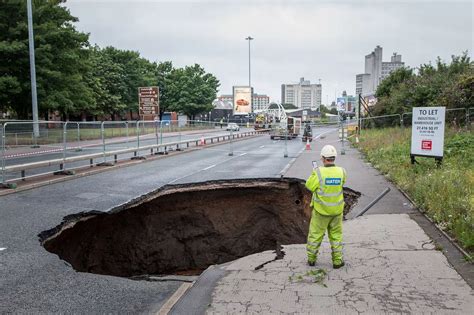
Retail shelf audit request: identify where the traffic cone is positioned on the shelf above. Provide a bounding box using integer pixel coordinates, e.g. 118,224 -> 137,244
305,138 -> 311,150
200,136 -> 205,146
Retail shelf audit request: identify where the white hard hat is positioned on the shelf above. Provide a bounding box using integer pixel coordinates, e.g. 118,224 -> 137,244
320,145 -> 337,158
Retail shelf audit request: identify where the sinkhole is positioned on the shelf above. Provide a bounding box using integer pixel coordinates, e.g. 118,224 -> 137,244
39,178 -> 360,278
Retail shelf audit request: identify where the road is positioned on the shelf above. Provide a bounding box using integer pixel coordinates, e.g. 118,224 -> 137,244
0,126 -> 335,313
1,127 -> 253,182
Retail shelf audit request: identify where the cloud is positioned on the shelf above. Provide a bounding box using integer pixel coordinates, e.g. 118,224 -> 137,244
65,0 -> 473,102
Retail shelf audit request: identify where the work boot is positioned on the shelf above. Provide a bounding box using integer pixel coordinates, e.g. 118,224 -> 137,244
307,260 -> 315,267
333,261 -> 345,269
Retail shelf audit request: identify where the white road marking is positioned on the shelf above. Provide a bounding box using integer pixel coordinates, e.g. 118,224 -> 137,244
239,153 -> 247,156
202,164 -> 216,171
259,145 -> 265,148
0,248 -> 6,251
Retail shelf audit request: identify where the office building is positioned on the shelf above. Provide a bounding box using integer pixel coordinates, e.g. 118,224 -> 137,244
355,46 -> 404,96
281,77 -> 322,110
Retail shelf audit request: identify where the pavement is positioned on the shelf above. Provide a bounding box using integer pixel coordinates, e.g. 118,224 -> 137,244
170,130 -> 474,314
0,129 -> 315,313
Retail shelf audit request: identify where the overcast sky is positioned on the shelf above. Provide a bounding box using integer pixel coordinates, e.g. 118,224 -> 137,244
65,0 -> 473,104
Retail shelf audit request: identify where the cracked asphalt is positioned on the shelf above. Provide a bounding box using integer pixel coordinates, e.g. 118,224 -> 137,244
170,130 -> 474,314
0,129 -> 321,313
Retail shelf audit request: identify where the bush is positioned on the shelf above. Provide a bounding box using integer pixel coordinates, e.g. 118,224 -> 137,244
354,128 -> 473,253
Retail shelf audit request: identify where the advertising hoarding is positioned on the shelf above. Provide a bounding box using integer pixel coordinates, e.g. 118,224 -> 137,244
138,86 -> 159,120
233,86 -> 252,115
336,97 -> 346,112
410,107 -> 445,158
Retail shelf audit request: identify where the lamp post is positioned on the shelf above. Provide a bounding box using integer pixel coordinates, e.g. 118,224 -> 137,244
27,0 -> 39,139
245,36 -> 253,88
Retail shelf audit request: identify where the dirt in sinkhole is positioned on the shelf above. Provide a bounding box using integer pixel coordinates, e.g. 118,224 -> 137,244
39,178 -> 361,278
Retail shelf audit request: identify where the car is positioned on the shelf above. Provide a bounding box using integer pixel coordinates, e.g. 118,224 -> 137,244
226,123 -> 240,131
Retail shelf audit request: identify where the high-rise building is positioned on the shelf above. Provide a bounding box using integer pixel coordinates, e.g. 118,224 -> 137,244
281,77 -> 322,110
355,46 -> 404,97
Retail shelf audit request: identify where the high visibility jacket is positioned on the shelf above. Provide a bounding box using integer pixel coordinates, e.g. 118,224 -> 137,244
305,165 -> 346,216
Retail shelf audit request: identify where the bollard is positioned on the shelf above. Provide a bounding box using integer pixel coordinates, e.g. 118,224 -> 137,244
284,129 -> 288,158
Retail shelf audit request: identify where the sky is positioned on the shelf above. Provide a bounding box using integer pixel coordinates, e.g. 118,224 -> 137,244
65,0 -> 473,104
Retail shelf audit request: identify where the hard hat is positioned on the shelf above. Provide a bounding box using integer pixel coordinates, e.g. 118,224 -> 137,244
320,145 -> 337,158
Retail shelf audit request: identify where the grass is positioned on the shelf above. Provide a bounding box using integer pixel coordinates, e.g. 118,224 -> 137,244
352,127 -> 473,254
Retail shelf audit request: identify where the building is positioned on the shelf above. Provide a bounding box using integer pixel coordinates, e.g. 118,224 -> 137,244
217,92 -> 270,113
281,77 -> 322,111
355,46 -> 404,97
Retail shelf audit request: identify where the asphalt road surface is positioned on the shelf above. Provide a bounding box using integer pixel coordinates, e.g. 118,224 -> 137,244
2,127 -> 252,182
0,126 -> 335,313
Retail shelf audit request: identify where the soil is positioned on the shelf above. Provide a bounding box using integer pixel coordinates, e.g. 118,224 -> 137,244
39,178 -> 360,278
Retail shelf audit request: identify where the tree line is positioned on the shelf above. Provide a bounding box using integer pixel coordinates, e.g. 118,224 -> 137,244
0,0 -> 219,120
373,53 -> 473,116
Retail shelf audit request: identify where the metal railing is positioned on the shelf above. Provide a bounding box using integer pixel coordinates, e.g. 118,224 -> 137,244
358,107 -> 473,130
0,119 -> 268,187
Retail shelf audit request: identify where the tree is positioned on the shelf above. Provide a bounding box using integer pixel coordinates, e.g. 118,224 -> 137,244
0,0 -> 92,119
166,64 -> 219,119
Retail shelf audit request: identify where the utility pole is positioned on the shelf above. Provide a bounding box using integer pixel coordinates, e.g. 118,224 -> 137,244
27,0 -> 39,138
245,36 -> 254,88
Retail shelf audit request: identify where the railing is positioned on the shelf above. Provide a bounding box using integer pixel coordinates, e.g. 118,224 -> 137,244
357,107 -> 473,130
0,120 -> 268,188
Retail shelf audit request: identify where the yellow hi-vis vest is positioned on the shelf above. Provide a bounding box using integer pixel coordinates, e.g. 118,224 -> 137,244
305,165 -> 346,216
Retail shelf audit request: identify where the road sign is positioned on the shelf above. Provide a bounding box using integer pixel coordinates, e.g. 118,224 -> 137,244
410,106 -> 445,160
138,86 -> 159,120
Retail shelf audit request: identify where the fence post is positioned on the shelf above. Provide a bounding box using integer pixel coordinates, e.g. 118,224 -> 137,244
132,121 -> 146,160
125,121 -> 129,144
465,108 -> 469,127
75,122 -> 82,151
228,129 -> 234,156
284,128 -> 288,158
101,121 -> 106,163
1,123 -> 6,186
62,122 -> 68,170
177,121 -> 182,151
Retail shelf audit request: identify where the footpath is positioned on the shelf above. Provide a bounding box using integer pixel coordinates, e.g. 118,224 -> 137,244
170,130 -> 474,314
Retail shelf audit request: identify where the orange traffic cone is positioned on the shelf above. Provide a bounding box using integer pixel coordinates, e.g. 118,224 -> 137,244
200,136 -> 205,146
305,138 -> 311,150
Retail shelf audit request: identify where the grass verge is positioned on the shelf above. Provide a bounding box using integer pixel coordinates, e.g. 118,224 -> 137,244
352,127 -> 473,254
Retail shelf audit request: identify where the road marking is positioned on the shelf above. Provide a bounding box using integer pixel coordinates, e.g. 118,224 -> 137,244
259,145 -> 265,148
0,248 -> 6,251
239,153 -> 247,156
202,164 -> 216,171
157,282 -> 193,315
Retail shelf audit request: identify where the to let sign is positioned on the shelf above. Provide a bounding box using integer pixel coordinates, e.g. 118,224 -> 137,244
410,106 -> 445,159
138,87 -> 159,119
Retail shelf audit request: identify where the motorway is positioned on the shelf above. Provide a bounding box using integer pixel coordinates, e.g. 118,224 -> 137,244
0,126 -> 335,313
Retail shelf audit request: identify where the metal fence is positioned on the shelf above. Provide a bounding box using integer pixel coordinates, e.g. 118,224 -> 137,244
1,120 -> 262,187
358,107 -> 473,130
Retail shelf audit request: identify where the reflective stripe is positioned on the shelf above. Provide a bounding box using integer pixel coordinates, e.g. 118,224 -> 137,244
315,168 -> 324,195
318,191 -> 343,197
331,248 -> 344,253
330,242 -> 344,246
312,197 -> 344,207
306,248 -> 319,254
307,241 -> 321,247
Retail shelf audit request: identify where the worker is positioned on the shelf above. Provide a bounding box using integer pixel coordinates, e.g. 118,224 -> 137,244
305,145 -> 346,269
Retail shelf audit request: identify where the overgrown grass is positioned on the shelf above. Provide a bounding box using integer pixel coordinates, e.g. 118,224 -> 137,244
353,127 -> 473,253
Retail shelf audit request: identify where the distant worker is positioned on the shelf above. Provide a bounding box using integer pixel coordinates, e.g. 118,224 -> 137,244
305,145 -> 346,269
220,118 -> 224,129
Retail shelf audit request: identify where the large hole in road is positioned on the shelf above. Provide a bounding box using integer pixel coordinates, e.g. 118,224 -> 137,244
39,178 -> 360,278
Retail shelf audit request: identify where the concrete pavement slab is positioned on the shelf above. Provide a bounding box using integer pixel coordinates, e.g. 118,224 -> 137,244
205,214 -> 474,314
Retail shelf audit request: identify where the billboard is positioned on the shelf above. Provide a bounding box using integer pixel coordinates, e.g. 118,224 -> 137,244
138,86 -> 159,120
336,97 -> 346,112
233,86 -> 252,115
410,107 -> 445,158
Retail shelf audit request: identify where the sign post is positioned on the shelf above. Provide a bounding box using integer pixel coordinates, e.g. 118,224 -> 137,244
138,87 -> 159,121
410,107 -> 445,165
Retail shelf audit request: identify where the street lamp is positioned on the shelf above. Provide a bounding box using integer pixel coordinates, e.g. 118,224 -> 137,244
245,36 -> 253,88
27,0 -> 39,139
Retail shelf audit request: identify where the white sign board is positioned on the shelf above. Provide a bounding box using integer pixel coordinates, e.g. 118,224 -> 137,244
410,107 -> 445,157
